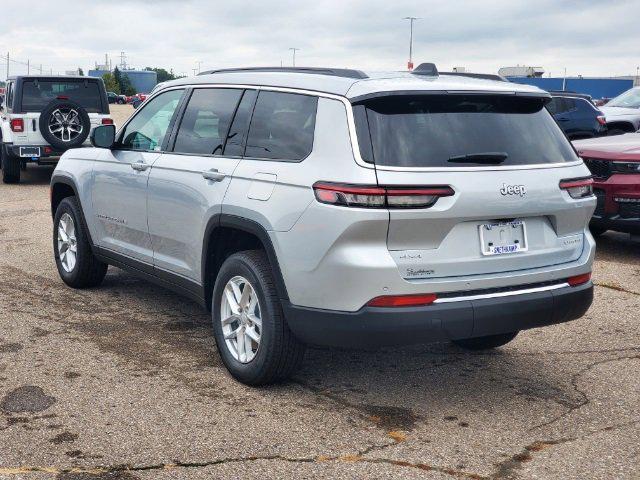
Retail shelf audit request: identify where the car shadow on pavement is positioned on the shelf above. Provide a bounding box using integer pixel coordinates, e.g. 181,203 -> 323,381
10,164 -> 55,185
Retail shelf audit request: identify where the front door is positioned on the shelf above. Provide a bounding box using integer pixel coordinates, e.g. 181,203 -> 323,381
91,88 -> 185,263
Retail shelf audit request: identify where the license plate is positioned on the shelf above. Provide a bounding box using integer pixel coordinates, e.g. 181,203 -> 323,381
19,147 -> 40,158
479,220 -> 527,256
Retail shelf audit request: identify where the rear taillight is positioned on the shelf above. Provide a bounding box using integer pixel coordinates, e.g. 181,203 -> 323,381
101,118 -> 114,125
560,177 -> 594,199
568,272 -> 591,286
367,293 -> 438,308
596,115 -> 606,126
313,182 -> 454,209
10,118 -> 24,132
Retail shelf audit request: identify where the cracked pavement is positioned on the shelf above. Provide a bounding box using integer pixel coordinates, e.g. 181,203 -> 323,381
0,163 -> 639,480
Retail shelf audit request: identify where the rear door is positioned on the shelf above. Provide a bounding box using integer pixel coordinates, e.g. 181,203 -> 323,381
356,93 -> 594,281
146,87 -> 247,282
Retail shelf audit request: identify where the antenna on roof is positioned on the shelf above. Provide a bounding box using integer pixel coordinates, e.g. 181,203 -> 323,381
412,63 -> 439,76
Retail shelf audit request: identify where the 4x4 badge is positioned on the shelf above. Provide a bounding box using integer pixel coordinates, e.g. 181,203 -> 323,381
500,183 -> 527,196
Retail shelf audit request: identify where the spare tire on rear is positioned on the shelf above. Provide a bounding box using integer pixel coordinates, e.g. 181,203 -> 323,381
39,99 -> 91,151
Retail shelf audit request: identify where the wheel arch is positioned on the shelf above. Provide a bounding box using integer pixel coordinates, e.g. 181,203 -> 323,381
202,214 -> 289,311
50,174 -> 95,248
606,121 -> 636,133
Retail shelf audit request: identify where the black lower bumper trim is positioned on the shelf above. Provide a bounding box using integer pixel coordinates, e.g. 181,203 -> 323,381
283,282 -> 593,348
6,144 -> 62,162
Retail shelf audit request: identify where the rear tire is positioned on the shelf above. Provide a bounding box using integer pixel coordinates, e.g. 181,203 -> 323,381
1,146 -> 20,184
53,197 -> 108,288
452,332 -> 519,350
212,250 -> 305,385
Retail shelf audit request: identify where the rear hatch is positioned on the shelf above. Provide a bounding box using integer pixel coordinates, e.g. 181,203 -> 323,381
354,93 -> 594,280
19,78 -> 108,146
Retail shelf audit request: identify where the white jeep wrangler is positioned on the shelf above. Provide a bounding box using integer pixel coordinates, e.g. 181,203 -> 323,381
0,75 -> 112,183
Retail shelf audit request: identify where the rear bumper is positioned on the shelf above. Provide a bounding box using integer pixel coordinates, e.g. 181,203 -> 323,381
283,282 -> 593,348
4,143 -> 62,163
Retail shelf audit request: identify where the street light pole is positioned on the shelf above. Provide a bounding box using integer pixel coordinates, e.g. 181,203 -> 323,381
403,17 -> 419,70
289,47 -> 299,67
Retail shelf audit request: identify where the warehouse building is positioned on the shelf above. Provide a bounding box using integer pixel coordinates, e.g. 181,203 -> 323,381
88,68 -> 157,94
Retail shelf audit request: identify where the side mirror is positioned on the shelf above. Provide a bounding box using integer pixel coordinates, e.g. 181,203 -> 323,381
90,124 -> 116,149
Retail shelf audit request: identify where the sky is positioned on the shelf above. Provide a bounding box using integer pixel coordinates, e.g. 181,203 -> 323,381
0,0 -> 638,80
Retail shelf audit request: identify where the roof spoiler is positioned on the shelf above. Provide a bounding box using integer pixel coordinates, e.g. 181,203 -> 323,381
411,63 -> 439,76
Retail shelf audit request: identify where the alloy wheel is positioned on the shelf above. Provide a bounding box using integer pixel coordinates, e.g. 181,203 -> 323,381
57,213 -> 77,272
48,108 -> 84,143
220,276 -> 262,363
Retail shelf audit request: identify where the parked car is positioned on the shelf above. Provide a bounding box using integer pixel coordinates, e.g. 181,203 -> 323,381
0,75 -> 113,183
117,94 -> 127,104
106,91 -> 119,104
546,92 -> 607,140
574,133 -> 640,237
50,65 -> 595,385
599,87 -> 640,135
131,97 -> 143,109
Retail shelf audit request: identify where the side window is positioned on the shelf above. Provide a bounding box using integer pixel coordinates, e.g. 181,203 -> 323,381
6,82 -> 14,111
173,88 -> 243,156
223,90 -> 258,157
564,98 -> 577,112
119,89 -> 184,151
547,98 -> 558,115
245,91 -> 318,161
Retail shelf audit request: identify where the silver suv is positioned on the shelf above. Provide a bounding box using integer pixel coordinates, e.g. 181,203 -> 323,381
50,64 -> 596,385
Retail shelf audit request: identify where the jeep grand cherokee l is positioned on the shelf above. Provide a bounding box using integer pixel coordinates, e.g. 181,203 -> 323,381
0,75 -> 112,183
49,64 -> 595,385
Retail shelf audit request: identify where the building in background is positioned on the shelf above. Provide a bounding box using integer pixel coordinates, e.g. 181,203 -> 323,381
506,76 -> 633,100
498,66 -> 545,78
88,68 -> 157,93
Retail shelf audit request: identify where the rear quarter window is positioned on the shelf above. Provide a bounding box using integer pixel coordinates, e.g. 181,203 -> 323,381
356,94 -> 578,168
244,91 -> 317,161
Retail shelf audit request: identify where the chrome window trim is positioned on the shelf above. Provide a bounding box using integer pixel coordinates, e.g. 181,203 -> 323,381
137,83 -> 584,171
433,282 -> 570,304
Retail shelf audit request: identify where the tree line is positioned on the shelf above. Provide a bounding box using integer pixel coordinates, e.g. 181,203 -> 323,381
101,67 -> 182,95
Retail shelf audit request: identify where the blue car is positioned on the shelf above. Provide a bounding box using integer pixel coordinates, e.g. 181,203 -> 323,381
547,92 -> 607,140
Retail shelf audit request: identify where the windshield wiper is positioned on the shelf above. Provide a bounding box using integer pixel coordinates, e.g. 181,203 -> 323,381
448,152 -> 508,164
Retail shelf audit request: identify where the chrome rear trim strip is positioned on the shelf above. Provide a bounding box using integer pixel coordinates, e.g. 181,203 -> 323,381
433,282 -> 570,304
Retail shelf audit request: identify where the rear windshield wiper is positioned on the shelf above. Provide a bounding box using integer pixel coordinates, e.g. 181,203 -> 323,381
448,152 -> 508,164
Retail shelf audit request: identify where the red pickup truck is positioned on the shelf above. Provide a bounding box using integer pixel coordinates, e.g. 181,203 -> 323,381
574,134 -> 640,237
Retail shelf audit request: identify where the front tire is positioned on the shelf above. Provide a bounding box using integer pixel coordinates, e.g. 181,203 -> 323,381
590,226 -> 607,238
212,250 -> 305,385
1,146 -> 20,184
452,331 -> 519,350
53,197 -> 107,288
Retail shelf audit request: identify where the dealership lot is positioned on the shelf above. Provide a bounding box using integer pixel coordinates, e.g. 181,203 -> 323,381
0,104 -> 638,478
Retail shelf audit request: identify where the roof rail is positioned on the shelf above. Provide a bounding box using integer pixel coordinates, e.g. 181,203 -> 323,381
411,63 -> 439,76
442,72 -> 509,82
198,67 -> 368,80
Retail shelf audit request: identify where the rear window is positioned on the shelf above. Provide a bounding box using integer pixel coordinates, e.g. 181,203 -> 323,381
21,80 -> 103,113
356,95 -> 578,167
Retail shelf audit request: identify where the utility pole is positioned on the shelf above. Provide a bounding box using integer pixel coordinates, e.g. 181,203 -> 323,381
196,61 -> 203,74
289,47 -> 299,67
27,59 -> 29,74
562,67 -> 567,91
403,17 -> 420,70
636,66 -> 639,87
39,64 -> 43,74
192,68 -> 198,76
6,52 -> 9,79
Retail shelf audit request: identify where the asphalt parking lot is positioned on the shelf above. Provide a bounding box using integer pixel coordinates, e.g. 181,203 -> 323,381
0,132 -> 639,478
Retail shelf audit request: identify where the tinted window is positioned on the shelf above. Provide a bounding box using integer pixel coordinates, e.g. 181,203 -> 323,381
245,91 -> 317,161
6,82 -> 13,110
173,88 -> 243,155
119,89 -> 183,151
21,80 -> 102,112
223,90 -> 258,157
358,95 -> 577,167
546,98 -> 559,115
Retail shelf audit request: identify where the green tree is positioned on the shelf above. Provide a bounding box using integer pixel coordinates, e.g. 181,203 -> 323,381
101,72 -> 120,94
144,67 -> 179,83
78,67 -> 84,76
113,67 -> 136,95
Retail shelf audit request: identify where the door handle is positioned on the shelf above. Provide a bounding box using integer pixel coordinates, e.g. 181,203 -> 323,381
131,161 -> 149,172
202,168 -> 226,182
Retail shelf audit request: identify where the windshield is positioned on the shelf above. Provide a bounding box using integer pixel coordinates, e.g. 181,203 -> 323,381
606,88 -> 640,109
355,94 -> 577,168
21,80 -> 103,112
